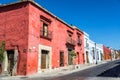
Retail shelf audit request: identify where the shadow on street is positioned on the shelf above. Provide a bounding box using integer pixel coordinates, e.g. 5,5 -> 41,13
97,61 -> 120,77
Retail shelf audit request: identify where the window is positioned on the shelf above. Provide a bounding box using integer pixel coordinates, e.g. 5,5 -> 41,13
40,15 -> 52,40
66,30 -> 76,45
40,22 -> 52,40
85,38 -> 89,47
67,31 -> 73,43
97,51 -> 99,60
77,35 -> 81,45
43,23 -> 48,37
68,34 -> 72,42
92,47 -> 95,59
78,35 -> 80,41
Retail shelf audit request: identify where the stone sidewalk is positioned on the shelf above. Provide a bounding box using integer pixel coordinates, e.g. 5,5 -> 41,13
29,60 -> 110,78
0,60 -> 112,80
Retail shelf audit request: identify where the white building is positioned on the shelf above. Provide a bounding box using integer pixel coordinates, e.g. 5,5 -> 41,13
89,40 -> 104,64
84,32 -> 104,64
89,40 -> 96,64
96,44 -> 104,62
84,32 -> 90,64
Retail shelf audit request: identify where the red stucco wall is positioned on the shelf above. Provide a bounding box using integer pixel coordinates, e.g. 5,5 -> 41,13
28,2 -> 84,72
103,45 -> 111,60
0,1 -> 85,75
0,2 -> 29,75
74,29 -> 84,64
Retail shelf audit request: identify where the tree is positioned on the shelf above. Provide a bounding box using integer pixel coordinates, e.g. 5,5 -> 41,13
70,50 -> 77,58
70,50 -> 77,64
0,41 -> 5,63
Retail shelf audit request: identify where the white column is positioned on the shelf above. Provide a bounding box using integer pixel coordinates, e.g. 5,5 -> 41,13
2,51 -> 8,74
12,48 -> 18,76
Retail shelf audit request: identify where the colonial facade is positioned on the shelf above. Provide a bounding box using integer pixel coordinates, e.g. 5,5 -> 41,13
0,1 -> 84,75
88,40 -> 95,64
88,40 -> 104,64
111,48 -> 116,60
114,50 -> 120,59
84,32 -> 90,64
83,33 -> 104,64
103,45 -> 111,60
0,0 -> 119,76
96,44 -> 104,62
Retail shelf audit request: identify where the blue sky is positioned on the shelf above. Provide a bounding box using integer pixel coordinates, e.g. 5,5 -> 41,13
1,0 -> 120,49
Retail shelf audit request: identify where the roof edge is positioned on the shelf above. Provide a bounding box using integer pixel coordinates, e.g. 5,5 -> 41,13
0,0 -> 83,32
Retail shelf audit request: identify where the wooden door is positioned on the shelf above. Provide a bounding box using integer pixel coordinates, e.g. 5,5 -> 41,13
68,49 -> 73,65
86,51 -> 89,63
60,52 -> 64,67
77,53 -> 80,64
41,50 -> 48,69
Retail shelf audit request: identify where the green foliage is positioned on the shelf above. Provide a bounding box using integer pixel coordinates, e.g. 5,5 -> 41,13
70,50 -> 77,57
0,41 -> 5,63
69,50 -> 77,65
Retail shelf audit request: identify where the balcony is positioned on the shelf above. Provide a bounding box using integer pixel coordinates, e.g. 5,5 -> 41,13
40,28 -> 52,40
66,37 -> 76,46
77,39 -> 82,45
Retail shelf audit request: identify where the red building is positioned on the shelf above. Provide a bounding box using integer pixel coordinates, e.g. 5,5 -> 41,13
0,1 -> 84,75
103,45 -> 111,60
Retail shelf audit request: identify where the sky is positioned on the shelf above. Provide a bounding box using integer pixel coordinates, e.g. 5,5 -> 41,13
0,0 -> 120,49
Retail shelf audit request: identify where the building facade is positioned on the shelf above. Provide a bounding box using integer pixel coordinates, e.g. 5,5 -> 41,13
88,40 -> 103,64
84,32 -> 90,64
0,1 -> 84,75
114,50 -> 120,59
103,45 -> 111,60
111,48 -> 116,60
96,44 -> 104,62
83,32 -> 104,64
88,40 -> 95,64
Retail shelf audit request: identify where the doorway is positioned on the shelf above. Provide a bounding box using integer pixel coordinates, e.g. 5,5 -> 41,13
7,50 -> 14,75
77,52 -> 80,64
41,50 -> 49,69
68,49 -> 73,65
86,51 -> 89,63
60,51 -> 64,67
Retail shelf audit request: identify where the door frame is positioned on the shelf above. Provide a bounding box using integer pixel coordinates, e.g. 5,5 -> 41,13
86,51 -> 89,63
68,48 -> 73,65
77,52 -> 80,64
41,50 -> 49,69
7,50 -> 15,75
59,51 -> 64,67
38,44 -> 52,72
